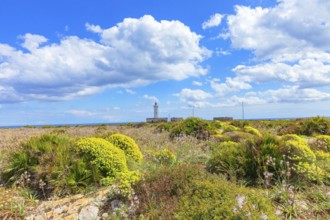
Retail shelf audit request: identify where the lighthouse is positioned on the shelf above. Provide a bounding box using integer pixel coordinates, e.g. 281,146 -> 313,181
154,102 -> 158,118
146,102 -> 167,122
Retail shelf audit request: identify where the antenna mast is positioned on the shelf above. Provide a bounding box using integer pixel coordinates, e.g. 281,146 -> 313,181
242,102 -> 245,120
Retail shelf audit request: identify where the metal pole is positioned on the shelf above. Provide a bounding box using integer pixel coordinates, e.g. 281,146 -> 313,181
242,102 -> 245,120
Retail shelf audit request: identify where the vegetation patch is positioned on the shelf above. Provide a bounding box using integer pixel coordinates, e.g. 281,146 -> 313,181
105,133 -> 143,162
176,178 -> 277,220
170,117 -> 217,139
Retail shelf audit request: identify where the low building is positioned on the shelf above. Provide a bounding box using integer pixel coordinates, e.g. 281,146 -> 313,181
213,117 -> 233,121
170,117 -> 183,122
146,118 -> 168,123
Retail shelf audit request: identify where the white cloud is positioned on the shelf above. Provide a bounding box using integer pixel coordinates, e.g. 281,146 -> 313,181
20,33 -> 48,51
175,88 -> 213,107
125,89 -> 136,95
85,23 -> 103,33
259,86 -> 330,103
216,0 -> 330,106
143,94 -> 159,103
223,86 -> 330,107
210,77 -> 252,97
66,110 -> 95,117
215,48 -> 231,56
202,13 -> 224,29
226,0 -> 330,60
233,57 -> 330,88
192,81 -> 203,86
0,15 -> 210,103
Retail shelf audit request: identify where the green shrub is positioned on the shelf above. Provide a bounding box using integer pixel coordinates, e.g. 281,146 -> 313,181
206,141 -> 247,181
1,134 -> 78,195
170,117 -> 216,139
153,148 -> 177,165
105,134 -> 143,162
176,179 -> 278,220
299,117 -> 330,136
222,131 -> 254,142
156,122 -> 174,132
135,164 -> 202,219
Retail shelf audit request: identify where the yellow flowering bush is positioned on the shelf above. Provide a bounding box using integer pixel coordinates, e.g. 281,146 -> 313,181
106,134 -> 143,162
279,135 -> 327,182
244,125 -> 262,137
76,137 -> 128,177
315,150 -> 330,160
214,121 -> 240,132
295,162 -> 325,182
280,134 -> 316,162
101,171 -> 141,196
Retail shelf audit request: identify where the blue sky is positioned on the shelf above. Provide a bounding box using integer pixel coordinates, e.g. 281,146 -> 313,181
1,0 -> 330,126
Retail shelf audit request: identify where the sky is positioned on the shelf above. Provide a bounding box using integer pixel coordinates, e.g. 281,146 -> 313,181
0,0 -> 330,126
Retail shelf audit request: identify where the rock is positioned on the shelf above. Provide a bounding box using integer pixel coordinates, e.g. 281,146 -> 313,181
101,212 -> 109,219
111,199 -> 121,211
78,205 -> 99,220
25,187 -> 113,220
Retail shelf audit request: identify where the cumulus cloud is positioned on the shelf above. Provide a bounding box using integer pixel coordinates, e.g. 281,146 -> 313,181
210,77 -> 251,97
143,94 -> 159,103
215,0 -> 330,105
226,0 -> 330,59
215,48 -> 231,56
202,13 -> 224,29
20,33 -> 48,51
66,110 -> 95,117
259,86 -> 330,103
192,81 -> 203,86
125,89 -> 136,95
0,15 -> 211,103
175,88 -> 213,107
233,57 -> 330,88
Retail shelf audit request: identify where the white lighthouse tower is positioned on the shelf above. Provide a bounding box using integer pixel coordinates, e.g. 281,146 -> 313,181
153,102 -> 159,118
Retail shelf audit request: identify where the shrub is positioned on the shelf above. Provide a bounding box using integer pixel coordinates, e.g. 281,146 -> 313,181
214,121 -> 240,132
76,137 -> 128,177
1,134 -> 79,196
170,117 -> 216,140
134,164 -> 202,219
314,135 -> 330,152
280,135 -> 316,162
105,134 -> 143,162
176,178 -> 277,220
156,122 -> 174,132
315,150 -> 330,160
153,148 -> 177,165
299,117 -> 330,136
244,125 -> 262,137
206,141 -> 247,181
222,131 -> 254,142
278,135 -> 326,182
